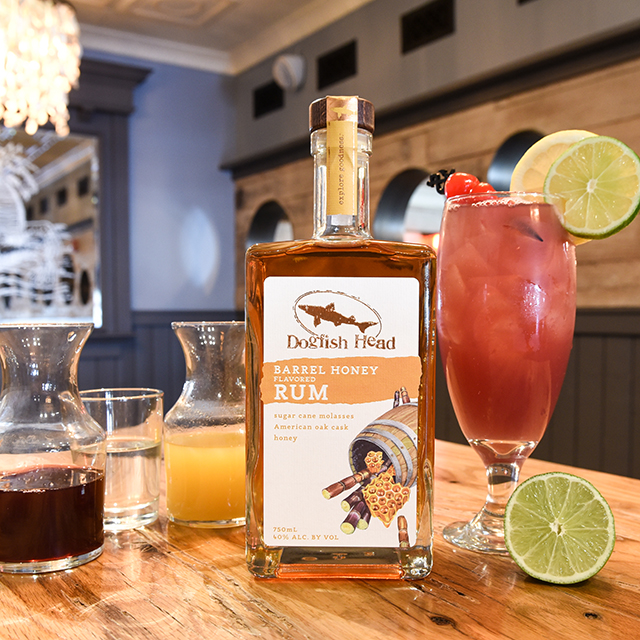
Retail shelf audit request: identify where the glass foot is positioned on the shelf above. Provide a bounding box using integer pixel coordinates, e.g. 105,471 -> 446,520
442,508 -> 509,555
0,546 -> 103,574
443,455 -> 528,554
168,515 -> 245,529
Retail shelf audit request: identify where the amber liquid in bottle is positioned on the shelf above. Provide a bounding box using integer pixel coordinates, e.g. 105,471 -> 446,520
245,96 -> 436,579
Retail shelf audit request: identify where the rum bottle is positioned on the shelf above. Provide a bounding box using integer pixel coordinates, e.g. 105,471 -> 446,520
245,96 -> 436,579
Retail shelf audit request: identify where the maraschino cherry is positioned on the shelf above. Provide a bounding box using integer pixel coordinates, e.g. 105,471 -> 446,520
444,172 -> 495,198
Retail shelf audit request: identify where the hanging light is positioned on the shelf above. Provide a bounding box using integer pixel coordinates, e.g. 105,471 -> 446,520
0,0 -> 82,137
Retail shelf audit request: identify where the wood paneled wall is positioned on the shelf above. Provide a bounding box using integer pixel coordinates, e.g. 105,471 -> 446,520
234,54 -> 640,310
71,309 -> 640,479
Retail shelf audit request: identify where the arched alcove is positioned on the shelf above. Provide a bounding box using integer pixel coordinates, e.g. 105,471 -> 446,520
245,200 -> 293,250
374,169 -> 445,248
487,130 -> 544,190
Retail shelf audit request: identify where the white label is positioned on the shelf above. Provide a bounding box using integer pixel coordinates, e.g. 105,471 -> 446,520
262,277 -> 421,548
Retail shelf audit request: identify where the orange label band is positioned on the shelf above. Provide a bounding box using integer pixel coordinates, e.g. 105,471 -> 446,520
261,356 -> 421,404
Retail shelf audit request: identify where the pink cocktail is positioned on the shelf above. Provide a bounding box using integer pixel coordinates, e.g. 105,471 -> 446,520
437,191 -> 576,553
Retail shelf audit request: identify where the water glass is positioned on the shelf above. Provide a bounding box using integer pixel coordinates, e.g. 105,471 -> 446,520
81,388 -> 163,531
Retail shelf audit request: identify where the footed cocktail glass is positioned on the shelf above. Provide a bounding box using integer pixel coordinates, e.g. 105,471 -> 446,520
436,191 -> 576,553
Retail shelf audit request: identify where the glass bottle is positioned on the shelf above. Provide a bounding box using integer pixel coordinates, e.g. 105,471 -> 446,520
245,96 -> 436,579
164,321 -> 246,528
0,323 -> 106,574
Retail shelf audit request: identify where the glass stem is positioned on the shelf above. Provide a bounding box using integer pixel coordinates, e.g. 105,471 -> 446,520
483,462 -> 522,518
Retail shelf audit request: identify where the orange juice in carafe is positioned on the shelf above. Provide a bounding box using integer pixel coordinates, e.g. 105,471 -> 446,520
165,429 -> 245,525
164,321 -> 246,528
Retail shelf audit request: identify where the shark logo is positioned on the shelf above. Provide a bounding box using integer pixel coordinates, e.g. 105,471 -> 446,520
299,302 -> 377,333
294,291 -> 381,337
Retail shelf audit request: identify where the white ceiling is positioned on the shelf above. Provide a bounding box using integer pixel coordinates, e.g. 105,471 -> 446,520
76,0 -> 376,75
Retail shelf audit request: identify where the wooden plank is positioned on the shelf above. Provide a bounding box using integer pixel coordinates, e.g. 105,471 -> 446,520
633,340 -> 640,479
78,342 -> 131,391
575,337 -> 605,472
165,326 -> 186,409
149,324 -> 175,401
434,349 -> 465,446
575,309 -> 640,336
602,337 -> 634,477
541,346 -> 578,467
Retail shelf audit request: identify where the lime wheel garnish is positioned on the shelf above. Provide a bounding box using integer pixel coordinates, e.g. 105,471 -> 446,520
543,135 -> 640,239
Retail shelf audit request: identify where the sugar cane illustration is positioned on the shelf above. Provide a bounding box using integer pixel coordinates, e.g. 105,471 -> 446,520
341,489 -> 364,512
322,470 -> 372,500
358,507 -> 371,530
397,515 -> 409,548
340,500 -> 371,534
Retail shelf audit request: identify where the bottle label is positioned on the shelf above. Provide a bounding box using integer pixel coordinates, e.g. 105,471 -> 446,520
326,108 -> 357,218
262,276 -> 421,548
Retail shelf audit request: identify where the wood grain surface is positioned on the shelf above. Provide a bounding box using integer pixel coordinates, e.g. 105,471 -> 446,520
1,440 -> 639,640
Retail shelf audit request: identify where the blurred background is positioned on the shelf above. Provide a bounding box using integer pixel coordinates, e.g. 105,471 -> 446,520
2,0 -> 640,477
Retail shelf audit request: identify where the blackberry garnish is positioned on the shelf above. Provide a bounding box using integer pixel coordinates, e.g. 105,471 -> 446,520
426,169 -> 455,195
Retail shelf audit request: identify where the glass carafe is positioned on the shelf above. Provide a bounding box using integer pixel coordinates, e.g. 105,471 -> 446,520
164,321 -> 245,528
0,323 -> 106,574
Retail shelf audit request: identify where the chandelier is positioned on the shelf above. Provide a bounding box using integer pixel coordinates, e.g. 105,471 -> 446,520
0,0 -> 82,137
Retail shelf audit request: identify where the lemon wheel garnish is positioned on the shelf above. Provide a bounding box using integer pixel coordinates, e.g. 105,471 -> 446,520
510,129 -> 596,193
544,135 -> 640,239
504,472 -> 615,585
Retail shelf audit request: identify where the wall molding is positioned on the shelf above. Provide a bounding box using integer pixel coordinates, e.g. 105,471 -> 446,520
68,59 -> 150,337
131,310 -> 243,325
575,309 -> 640,336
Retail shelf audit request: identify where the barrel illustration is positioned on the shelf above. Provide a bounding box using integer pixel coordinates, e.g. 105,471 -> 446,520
321,387 -> 418,539
348,402 -> 418,489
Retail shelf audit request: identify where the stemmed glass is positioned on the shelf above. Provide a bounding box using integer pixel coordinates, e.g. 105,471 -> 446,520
436,191 -> 576,553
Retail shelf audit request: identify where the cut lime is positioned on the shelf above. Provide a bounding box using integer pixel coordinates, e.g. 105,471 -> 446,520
510,129 -> 596,193
504,472 -> 615,584
544,135 -> 640,238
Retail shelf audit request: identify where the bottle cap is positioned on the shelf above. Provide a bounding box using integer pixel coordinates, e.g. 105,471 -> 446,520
309,96 -> 374,133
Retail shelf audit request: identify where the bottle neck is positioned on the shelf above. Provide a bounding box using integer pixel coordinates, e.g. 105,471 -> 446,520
311,128 -> 372,240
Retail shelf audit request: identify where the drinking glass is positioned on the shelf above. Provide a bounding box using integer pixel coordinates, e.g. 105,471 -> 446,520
436,191 -> 576,553
81,388 -> 163,531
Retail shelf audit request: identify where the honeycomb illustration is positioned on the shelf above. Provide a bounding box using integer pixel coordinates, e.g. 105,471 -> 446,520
361,469 -> 410,527
364,450 -> 384,474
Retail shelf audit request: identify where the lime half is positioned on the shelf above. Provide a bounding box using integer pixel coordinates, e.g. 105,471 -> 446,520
504,472 -> 615,584
544,135 -> 640,238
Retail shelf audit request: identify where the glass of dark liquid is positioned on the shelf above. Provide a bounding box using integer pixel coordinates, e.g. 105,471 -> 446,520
0,323 -> 106,574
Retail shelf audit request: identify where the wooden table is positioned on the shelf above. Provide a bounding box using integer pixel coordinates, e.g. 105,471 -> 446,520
2,440 -> 639,640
